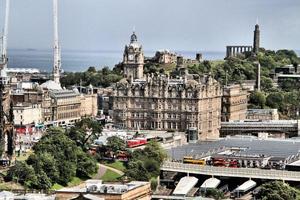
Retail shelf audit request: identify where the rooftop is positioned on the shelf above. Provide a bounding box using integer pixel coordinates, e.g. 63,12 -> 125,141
40,80 -> 62,90
58,180 -> 149,195
235,180 -> 256,192
168,137 -> 300,160
173,176 -> 198,196
50,89 -> 79,98
200,178 -> 220,189
7,68 -> 40,74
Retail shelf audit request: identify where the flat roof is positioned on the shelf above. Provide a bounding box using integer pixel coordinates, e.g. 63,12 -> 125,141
168,137 -> 300,160
173,176 -> 198,196
235,180 -> 256,192
200,178 -> 220,189
288,159 -> 300,166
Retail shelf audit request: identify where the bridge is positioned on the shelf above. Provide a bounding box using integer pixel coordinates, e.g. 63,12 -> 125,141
161,161 -> 300,182
220,120 -> 300,137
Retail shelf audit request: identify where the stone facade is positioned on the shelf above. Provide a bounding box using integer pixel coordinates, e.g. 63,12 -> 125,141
123,32 -> 144,80
80,94 -> 98,118
154,50 -> 177,64
253,24 -> 260,54
226,24 -> 260,58
55,180 -> 151,200
246,109 -> 279,121
0,81 -> 14,159
12,82 -> 99,126
113,33 -> 222,140
222,84 -> 248,122
49,90 -> 81,126
13,103 -> 43,126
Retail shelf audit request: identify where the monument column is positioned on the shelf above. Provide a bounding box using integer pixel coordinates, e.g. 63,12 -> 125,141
253,24 -> 260,54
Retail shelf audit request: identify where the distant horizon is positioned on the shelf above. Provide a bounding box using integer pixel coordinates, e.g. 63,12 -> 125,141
7,48 -> 300,54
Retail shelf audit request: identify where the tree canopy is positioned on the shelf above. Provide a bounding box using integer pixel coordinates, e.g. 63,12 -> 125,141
255,181 -> 300,200
61,67 -> 122,88
6,126 -> 98,190
125,141 -> 167,181
67,118 -> 102,150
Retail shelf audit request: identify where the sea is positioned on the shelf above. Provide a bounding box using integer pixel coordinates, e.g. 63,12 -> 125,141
7,49 -> 300,73
7,49 -> 226,72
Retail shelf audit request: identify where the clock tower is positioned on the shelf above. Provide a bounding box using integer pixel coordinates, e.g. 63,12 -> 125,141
123,32 -> 144,80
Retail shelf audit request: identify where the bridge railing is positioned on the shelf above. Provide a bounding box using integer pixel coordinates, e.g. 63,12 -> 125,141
162,161 -> 300,181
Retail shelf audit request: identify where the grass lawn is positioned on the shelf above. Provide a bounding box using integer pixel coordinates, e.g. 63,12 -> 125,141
101,169 -> 122,182
50,177 -> 85,190
15,150 -> 33,161
67,177 -> 83,187
0,182 -> 24,190
51,183 -> 63,190
104,161 -> 126,172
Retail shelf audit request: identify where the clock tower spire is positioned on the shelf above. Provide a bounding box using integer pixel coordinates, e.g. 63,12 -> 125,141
123,32 -> 144,80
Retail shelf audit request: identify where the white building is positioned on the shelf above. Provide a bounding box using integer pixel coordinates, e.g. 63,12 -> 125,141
13,103 -> 43,126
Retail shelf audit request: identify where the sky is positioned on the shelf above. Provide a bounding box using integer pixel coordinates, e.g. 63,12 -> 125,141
0,0 -> 299,52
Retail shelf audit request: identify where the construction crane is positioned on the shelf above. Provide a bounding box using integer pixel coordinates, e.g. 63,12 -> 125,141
1,0 -> 10,68
0,0 -> 10,84
53,0 -> 61,84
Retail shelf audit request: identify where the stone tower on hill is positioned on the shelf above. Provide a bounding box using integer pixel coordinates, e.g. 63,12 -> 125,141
253,24 -> 260,55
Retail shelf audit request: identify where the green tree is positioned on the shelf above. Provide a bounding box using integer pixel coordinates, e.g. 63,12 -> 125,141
255,181 -> 298,200
68,118 -> 102,150
35,171 -> 52,190
143,141 -> 167,164
249,91 -> 266,109
87,66 -> 97,73
107,136 -> 126,153
6,161 -> 38,188
125,142 -> 166,182
58,161 -> 77,185
261,76 -> 274,92
125,160 -> 150,181
266,92 -> 284,110
76,151 -> 98,178
27,153 -> 59,184
150,177 -> 158,191
205,188 -> 225,200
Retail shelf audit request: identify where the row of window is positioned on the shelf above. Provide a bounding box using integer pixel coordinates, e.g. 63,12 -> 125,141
58,112 -> 79,120
58,105 -> 80,111
128,121 -> 213,130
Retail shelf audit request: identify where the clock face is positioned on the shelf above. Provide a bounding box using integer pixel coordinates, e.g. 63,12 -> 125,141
128,54 -> 134,61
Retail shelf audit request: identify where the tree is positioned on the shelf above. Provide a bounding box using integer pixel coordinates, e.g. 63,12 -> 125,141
27,153 -> 59,184
261,76 -> 274,92
249,91 -> 266,108
125,160 -> 150,181
6,161 -> 38,188
68,118 -> 102,150
58,161 -> 77,185
107,136 -> 126,153
125,141 -> 167,182
16,125 -> 99,188
255,181 -> 298,200
205,188 -> 225,200
35,171 -> 52,190
87,66 -> 97,73
76,151 -> 98,178
143,141 -> 167,164
266,92 -> 284,110
143,159 -> 160,177
150,177 -> 158,191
